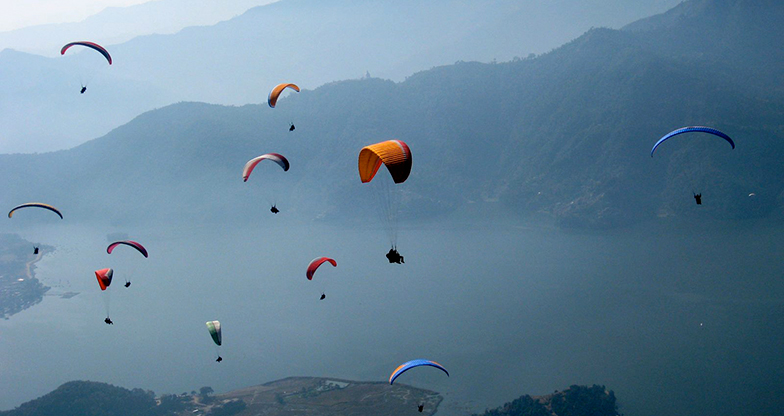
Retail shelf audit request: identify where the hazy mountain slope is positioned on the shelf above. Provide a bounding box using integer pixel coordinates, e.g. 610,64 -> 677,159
623,0 -> 784,95
0,0 -> 681,154
0,0 -> 780,229
0,0 -> 279,56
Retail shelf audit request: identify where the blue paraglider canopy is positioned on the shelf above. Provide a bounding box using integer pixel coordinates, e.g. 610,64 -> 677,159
651,126 -> 735,157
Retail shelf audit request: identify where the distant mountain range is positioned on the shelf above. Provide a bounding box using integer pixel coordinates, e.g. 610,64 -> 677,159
0,0 -> 279,56
0,0 -> 680,153
0,0 -> 780,229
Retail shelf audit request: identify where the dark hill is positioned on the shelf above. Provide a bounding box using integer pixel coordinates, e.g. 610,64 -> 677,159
0,381 -> 157,416
473,385 -> 618,416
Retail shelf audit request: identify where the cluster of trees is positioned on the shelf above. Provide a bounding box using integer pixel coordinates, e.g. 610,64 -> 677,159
473,385 -> 619,416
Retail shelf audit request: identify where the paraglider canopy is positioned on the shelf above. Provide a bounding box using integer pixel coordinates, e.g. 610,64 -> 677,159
268,83 -> 300,108
107,240 -> 149,258
95,268 -> 113,291
61,41 -> 112,65
8,203 -> 63,219
206,320 -> 222,346
242,153 -> 290,182
650,126 -> 735,157
306,257 -> 337,280
358,140 -> 412,184
389,359 -> 449,384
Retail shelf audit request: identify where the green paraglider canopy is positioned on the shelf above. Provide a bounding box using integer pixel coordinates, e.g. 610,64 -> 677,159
206,320 -> 221,346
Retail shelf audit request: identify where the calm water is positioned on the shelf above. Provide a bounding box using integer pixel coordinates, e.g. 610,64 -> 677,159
1,210 -> 782,416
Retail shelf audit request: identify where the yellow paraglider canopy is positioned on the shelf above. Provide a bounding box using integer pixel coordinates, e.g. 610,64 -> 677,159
358,140 -> 412,184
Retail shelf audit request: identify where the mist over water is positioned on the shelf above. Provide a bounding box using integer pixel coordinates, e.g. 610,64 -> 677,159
1,207 -> 782,416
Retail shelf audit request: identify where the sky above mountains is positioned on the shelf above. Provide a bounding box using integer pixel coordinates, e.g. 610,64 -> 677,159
1,0 -> 149,31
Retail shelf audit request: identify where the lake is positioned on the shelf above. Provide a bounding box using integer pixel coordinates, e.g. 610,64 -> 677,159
1,208 -> 782,416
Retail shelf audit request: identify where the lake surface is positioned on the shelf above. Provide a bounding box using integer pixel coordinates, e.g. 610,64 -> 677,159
1,210 -> 782,416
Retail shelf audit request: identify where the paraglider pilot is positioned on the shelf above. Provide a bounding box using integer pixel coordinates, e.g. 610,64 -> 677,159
320,293 -> 326,300
289,123 -> 296,132
33,246 -> 39,255
216,356 -> 222,362
270,205 -> 279,214
418,404 -> 424,412
104,317 -> 113,325
124,280 -> 131,288
386,247 -> 404,264
80,86 -> 87,94
693,193 -> 702,205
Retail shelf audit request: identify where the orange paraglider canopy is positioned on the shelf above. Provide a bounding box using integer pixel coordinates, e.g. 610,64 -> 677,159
95,268 -> 113,291
268,83 -> 300,108
358,140 -> 412,184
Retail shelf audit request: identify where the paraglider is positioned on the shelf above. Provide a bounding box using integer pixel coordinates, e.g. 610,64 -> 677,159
60,41 -> 112,65
95,268 -> 113,323
389,359 -> 448,411
61,41 -> 111,93
9,203 -> 63,253
206,320 -> 222,362
389,359 -> 449,385
289,123 -> 296,132
651,127 -> 734,205
307,257 -> 337,299
359,140 -> 412,261
243,153 -> 290,214
107,240 -> 148,287
268,83 -> 299,108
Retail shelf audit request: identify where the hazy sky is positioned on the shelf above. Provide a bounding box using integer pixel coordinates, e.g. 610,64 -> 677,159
0,0 -> 150,32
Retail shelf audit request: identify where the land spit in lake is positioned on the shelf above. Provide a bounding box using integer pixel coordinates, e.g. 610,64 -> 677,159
0,234 -> 52,319
0,377 -> 623,416
0,377 -> 443,416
